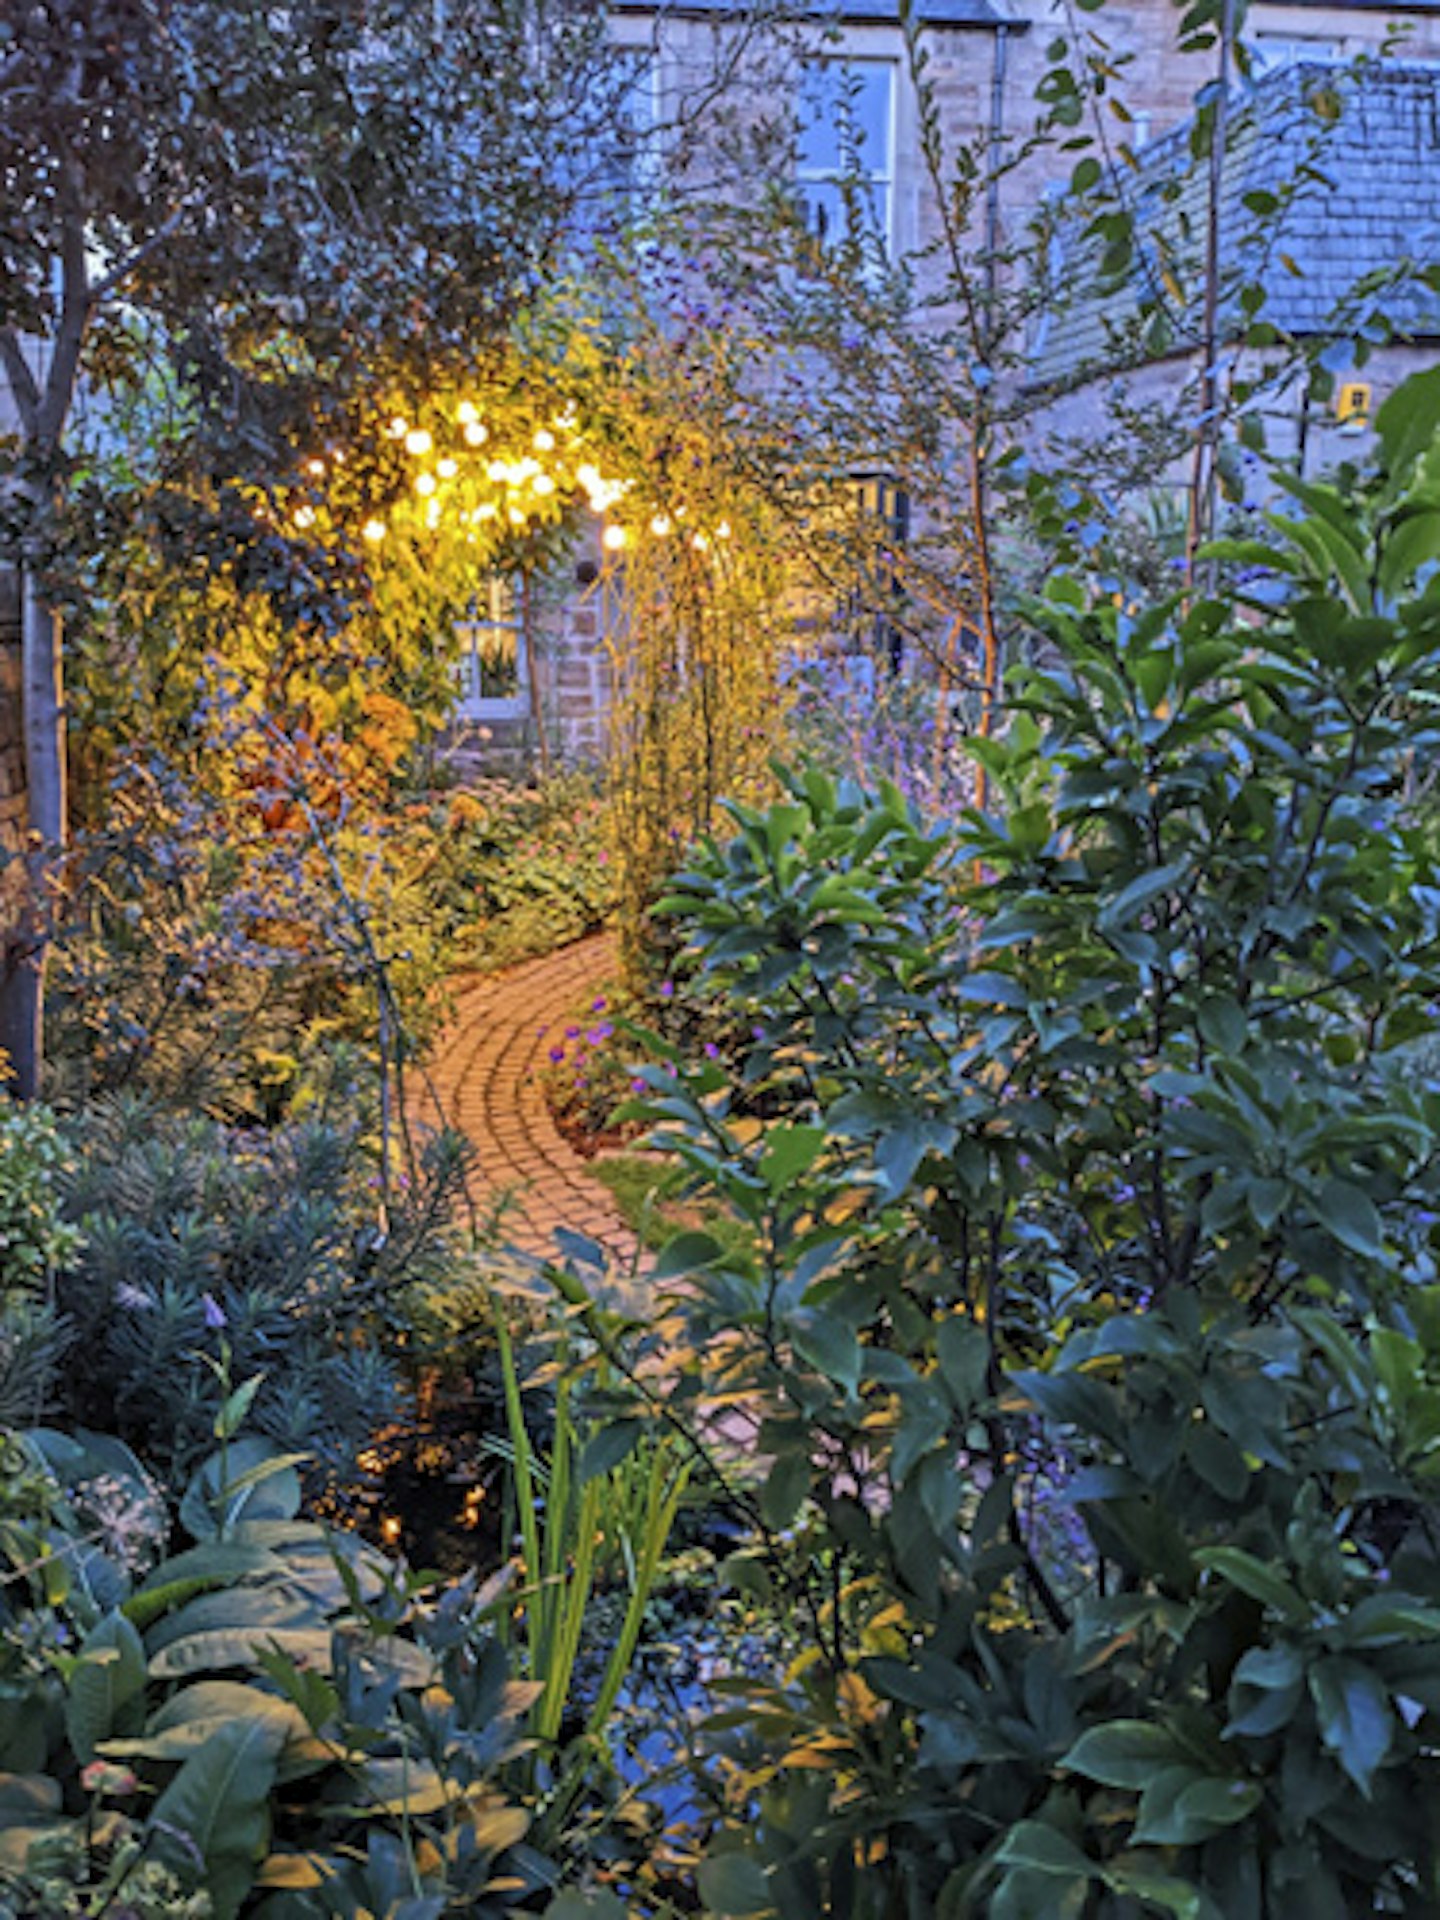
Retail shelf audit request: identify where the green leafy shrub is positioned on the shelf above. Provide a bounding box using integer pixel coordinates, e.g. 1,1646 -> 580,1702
0,1105 -> 81,1428
0,1422 -> 542,1920
603,368 -> 1440,1916
51,1095 -> 468,1491
428,775 -> 614,974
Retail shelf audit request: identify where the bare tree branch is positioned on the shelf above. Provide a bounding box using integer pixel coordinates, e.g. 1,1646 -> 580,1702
0,330 -> 40,438
90,197 -> 200,304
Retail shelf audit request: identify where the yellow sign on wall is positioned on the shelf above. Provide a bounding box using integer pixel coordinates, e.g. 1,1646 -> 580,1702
1336,381 -> 1372,428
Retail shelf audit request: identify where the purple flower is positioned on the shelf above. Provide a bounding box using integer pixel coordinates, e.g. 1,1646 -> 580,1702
549,1046 -> 566,1064
704,1041 -> 720,1059
631,1077 -> 647,1092
565,1025 -> 580,1039
660,981 -> 675,999
591,996 -> 608,1012
202,1293 -> 227,1331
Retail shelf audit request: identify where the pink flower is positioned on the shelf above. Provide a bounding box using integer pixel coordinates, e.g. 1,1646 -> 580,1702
82,1762 -> 138,1797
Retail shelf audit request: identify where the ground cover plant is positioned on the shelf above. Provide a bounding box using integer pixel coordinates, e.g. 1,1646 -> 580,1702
563,366 -> 1440,1918
0,1413 -> 547,1920
429,775 -> 614,975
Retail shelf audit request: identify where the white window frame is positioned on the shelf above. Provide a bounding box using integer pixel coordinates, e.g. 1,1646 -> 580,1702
596,45 -> 663,211
796,56 -> 897,257
1249,32 -> 1341,76
455,575 -> 526,720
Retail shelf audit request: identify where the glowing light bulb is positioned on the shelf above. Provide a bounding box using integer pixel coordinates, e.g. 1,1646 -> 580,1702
388,418 -> 409,439
457,399 -> 480,424
405,427 -> 433,456
293,505 -> 316,529
486,459 -> 508,483
464,420 -> 488,446
415,472 -> 437,496
508,505 -> 527,526
476,501 -> 498,521
437,457 -> 459,480
425,499 -> 440,528
533,473 -> 556,497
715,519 -> 732,541
692,531 -> 710,552
533,428 -> 556,452
362,518 -> 387,542
650,513 -> 673,538
305,457 -> 325,477
603,524 -> 628,552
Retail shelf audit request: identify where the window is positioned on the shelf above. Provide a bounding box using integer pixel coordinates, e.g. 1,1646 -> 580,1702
797,59 -> 896,254
1249,33 -> 1340,77
847,471 -> 911,671
588,47 -> 661,219
455,576 -> 525,718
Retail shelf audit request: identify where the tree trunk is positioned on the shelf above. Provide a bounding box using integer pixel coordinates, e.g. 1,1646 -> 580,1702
0,571 -> 66,1099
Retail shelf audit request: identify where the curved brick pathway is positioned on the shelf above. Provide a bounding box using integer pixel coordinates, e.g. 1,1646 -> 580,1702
414,933 -> 637,1265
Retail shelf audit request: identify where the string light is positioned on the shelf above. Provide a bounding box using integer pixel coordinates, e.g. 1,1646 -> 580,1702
362,519 -> 387,542
533,428 -> 556,452
650,513 -> 673,538
437,457 -> 459,480
415,472 -> 437,496
388,418 -> 408,439
457,399 -> 480,424
463,421 -> 488,446
603,525 -> 628,551
405,427 -> 433,456
533,473 -> 556,496
305,458 -> 325,477
293,505 -> 316,529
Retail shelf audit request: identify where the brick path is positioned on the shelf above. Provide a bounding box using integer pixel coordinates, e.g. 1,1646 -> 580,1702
413,933 -> 638,1264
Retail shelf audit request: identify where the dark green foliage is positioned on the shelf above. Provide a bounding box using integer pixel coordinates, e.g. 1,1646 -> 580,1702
0,1426 -> 540,1919
604,370 -> 1440,1915
52,1095 -> 467,1489
430,774 -> 614,973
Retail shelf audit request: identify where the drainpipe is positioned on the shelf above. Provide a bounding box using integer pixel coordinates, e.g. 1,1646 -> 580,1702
1185,0 -> 1237,582
984,21 -> 1010,349
1295,374 -> 1312,480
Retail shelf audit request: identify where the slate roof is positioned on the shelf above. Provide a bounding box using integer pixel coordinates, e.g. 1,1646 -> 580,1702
611,0 -> 1007,25
1027,61 -> 1440,388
